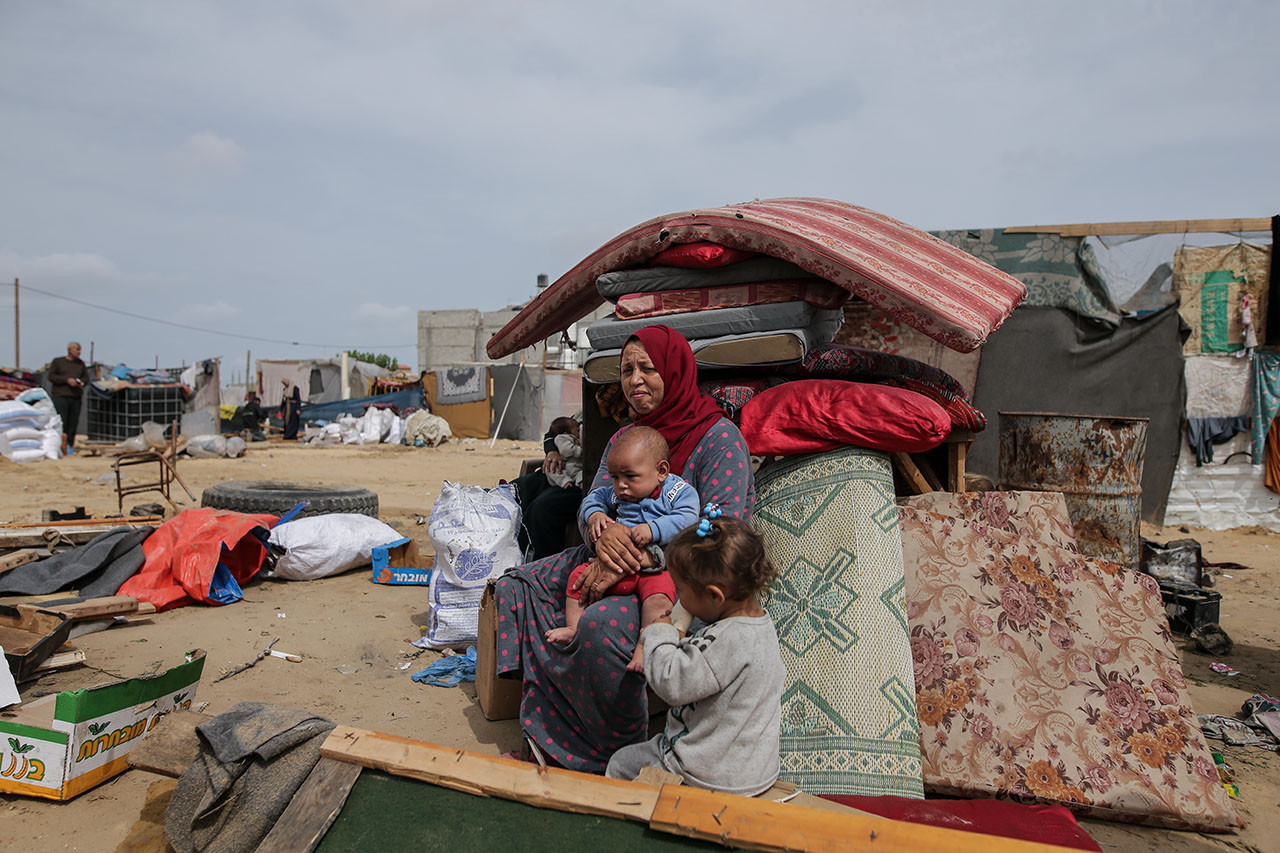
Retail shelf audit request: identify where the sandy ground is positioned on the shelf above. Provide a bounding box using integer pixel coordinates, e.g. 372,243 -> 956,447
0,440 -> 1276,853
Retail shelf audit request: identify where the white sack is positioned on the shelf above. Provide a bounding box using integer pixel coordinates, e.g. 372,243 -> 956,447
186,434 -> 228,458
422,482 -> 521,648
268,513 -> 402,581
385,415 -> 405,446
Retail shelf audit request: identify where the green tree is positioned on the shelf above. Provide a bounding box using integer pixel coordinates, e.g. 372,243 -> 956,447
343,350 -> 398,371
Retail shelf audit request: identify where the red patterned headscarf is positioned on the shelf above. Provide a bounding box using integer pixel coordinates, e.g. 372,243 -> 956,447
624,326 -> 726,474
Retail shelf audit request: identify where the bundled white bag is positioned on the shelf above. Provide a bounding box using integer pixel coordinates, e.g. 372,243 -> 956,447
423,482 -> 521,648
186,434 -> 228,458
268,513 -> 401,581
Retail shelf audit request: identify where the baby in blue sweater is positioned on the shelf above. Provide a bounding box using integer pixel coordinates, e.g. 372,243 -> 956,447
546,426 -> 700,672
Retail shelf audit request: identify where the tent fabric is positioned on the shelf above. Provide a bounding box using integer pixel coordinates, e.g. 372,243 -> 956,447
969,306 -> 1185,525
298,387 -> 425,423
118,508 -> 276,610
0,526 -> 153,597
932,228 -> 1120,326
423,372 -> 489,439
1250,347 -> 1280,462
487,197 -> 1028,359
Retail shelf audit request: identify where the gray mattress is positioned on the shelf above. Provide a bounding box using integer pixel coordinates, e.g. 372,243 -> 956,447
596,256 -> 816,301
585,300 -> 839,351
584,312 -> 844,384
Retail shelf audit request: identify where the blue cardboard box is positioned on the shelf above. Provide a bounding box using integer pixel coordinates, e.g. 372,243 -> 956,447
371,537 -> 434,585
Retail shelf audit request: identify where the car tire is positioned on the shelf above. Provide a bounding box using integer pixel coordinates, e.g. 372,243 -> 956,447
200,480 -> 379,518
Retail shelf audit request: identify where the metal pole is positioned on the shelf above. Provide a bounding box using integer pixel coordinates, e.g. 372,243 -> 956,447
13,278 -> 18,370
246,350 -> 252,397
490,360 -> 524,448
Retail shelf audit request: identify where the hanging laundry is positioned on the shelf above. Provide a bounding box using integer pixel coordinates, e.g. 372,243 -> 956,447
1186,416 -> 1250,465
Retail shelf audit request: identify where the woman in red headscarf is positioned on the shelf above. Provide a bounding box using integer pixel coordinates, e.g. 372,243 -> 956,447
494,326 -> 755,772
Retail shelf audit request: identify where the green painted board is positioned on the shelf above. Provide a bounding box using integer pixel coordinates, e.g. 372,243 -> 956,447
318,770 -> 720,852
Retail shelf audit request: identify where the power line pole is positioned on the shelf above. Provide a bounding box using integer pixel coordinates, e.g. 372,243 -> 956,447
13,278 -> 18,370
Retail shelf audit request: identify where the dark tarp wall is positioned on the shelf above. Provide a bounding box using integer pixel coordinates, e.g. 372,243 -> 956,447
490,364 -> 542,441
968,306 -> 1187,524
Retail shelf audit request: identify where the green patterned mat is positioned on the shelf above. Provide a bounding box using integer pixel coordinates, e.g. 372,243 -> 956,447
753,447 -> 923,798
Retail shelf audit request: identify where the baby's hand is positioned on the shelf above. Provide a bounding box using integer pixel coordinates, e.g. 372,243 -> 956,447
588,512 -> 610,542
629,523 -> 653,548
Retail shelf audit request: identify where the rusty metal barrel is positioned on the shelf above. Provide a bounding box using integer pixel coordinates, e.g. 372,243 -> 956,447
998,412 -> 1148,568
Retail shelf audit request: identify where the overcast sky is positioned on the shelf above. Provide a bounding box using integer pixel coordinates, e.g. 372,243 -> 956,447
1,1 -> 1276,374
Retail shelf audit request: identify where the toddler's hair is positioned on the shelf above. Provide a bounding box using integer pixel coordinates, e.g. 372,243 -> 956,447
612,425 -> 669,466
665,517 -> 776,601
549,416 -> 578,436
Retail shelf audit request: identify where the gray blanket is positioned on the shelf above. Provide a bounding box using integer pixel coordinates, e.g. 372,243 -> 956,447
0,526 -> 152,596
166,702 -> 335,853
586,301 -> 839,351
596,256 -> 816,301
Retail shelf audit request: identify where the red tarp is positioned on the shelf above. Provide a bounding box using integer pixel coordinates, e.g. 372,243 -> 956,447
118,508 -> 277,610
486,197 -> 1027,359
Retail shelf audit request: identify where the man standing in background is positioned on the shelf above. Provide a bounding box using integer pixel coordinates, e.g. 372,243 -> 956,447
48,341 -> 89,453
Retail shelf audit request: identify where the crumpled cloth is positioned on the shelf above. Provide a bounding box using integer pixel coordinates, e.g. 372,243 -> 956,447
1198,713 -> 1280,751
411,646 -> 476,686
404,410 -> 452,447
165,702 -> 335,853
0,526 -> 152,596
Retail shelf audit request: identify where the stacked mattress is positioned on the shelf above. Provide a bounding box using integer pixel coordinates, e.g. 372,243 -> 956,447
583,251 -> 849,383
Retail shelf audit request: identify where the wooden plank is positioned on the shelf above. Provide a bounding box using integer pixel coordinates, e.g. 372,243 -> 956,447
0,549 -> 41,575
947,440 -> 967,492
892,453 -> 934,495
0,516 -> 161,529
1004,217 -> 1271,237
257,758 -> 362,853
32,647 -> 85,673
0,526 -> 135,549
649,784 -> 1078,853
126,711 -> 213,778
49,595 -> 154,621
320,725 -> 661,823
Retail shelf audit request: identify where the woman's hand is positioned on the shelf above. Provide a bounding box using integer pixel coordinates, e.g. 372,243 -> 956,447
571,559 -> 623,606
592,521 -> 645,575
543,450 -> 564,475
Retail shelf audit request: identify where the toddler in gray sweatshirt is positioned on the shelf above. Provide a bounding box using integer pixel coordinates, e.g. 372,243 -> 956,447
606,513 -> 783,796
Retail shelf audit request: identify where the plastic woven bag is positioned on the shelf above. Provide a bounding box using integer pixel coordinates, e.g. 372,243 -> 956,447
422,482 -> 521,648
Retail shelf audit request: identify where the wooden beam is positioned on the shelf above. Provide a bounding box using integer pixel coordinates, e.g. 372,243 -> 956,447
32,647 -> 85,673
319,725 -> 661,823
127,711 -> 212,778
257,758 -> 362,853
0,516 -> 161,529
892,453 -> 934,495
947,441 -> 967,492
649,784 -> 1079,853
1004,217 -> 1272,237
49,595 -> 155,622
0,549 -> 41,575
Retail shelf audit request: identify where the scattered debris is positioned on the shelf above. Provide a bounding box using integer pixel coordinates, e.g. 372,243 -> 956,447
335,664 -> 359,675
411,647 -> 477,687
1209,662 -> 1243,677
1193,623 -> 1234,656
212,637 -> 279,683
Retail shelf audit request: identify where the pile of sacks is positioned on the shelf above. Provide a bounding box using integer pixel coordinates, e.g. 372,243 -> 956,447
302,408 -> 451,448
0,392 -> 63,462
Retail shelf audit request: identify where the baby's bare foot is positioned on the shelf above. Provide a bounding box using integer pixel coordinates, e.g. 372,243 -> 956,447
625,645 -> 645,674
545,626 -> 576,645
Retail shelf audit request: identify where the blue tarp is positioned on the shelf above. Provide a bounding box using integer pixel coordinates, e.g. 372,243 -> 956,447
299,387 -> 425,422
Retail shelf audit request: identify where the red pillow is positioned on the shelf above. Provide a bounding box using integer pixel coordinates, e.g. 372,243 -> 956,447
649,241 -> 756,268
739,379 -> 949,456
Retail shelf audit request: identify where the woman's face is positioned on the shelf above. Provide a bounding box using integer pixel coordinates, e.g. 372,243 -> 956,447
620,341 -> 665,416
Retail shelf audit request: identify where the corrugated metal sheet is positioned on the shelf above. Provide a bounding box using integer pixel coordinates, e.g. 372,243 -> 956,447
486,197 -> 1028,359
